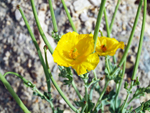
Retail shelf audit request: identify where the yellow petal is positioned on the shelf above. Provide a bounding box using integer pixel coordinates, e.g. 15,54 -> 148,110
72,53 -> 99,75
96,37 -> 125,56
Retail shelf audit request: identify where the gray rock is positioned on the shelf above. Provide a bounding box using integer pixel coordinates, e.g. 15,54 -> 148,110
73,0 -> 92,12
80,10 -> 89,22
59,98 -> 66,104
39,3 -> 48,11
32,103 -> 39,112
144,58 -> 150,72
18,33 -> 27,44
15,9 -> 22,21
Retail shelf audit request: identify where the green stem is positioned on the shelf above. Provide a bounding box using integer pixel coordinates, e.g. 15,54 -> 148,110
104,8 -> 110,38
94,80 -> 109,110
3,72 -> 53,109
93,0 -> 107,51
121,82 -> 134,113
44,48 -> 79,113
115,60 -> 126,108
109,0 -> 121,33
61,0 -> 77,32
104,8 -> 117,63
30,0 -> 54,54
105,56 -> 110,73
131,100 -> 150,113
127,96 -> 136,106
18,6 -> 54,111
85,86 -> 88,113
110,0 -> 143,77
93,70 -> 97,80
4,72 -> 28,83
81,103 -> 87,113
72,80 -> 82,100
44,46 -> 54,111
47,0 -> 58,32
118,0 -> 143,67
0,72 -> 31,113
131,0 -> 147,80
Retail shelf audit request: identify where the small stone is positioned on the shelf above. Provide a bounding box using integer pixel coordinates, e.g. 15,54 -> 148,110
130,55 -> 135,63
59,98 -> 66,104
64,109 -> 71,113
32,103 -> 39,112
5,51 -> 11,57
80,10 -> 89,22
132,46 -> 138,53
122,23 -> 126,30
89,0 -> 101,6
73,0 -> 92,13
15,9 -> 22,21
18,33 -> 26,44
39,3 -> 48,11
19,19 -> 25,26
85,18 -> 96,32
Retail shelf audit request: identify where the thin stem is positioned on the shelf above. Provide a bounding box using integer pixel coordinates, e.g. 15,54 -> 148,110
115,60 -> 126,108
3,72 -> 53,109
61,0 -> 77,32
121,81 -> 134,113
127,96 -> 136,105
94,80 -> 109,110
131,0 -> 147,80
109,0 -> 121,32
81,103 -> 87,113
44,46 -> 54,111
131,100 -> 150,113
118,0 -> 143,67
18,6 -> 54,111
104,8 -> 110,37
93,0 -> 107,51
44,49 -> 79,113
47,0 -> 58,32
85,86 -> 88,113
72,80 -> 82,100
105,56 -> 110,73
4,72 -> 28,83
104,8 -> 117,63
0,72 -> 31,113
93,70 -> 97,80
30,0 -> 54,54
121,93 -> 130,113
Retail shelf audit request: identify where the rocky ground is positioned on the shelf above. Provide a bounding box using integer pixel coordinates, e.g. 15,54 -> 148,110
0,0 -> 150,113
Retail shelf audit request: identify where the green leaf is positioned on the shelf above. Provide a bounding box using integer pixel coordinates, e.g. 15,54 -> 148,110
59,67 -> 73,85
145,85 -> 150,93
88,98 -> 95,112
54,108 -> 64,113
74,99 -> 85,108
133,77 -> 140,86
124,81 -> 128,89
93,99 -> 109,113
133,88 -> 145,99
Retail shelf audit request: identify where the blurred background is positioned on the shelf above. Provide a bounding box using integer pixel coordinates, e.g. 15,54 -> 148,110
0,0 -> 150,112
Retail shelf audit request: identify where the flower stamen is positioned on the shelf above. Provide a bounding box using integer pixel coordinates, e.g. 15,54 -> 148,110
69,48 -> 78,59
101,44 -> 107,52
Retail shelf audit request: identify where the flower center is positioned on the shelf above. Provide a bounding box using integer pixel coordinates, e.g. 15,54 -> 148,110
101,44 -> 107,52
69,48 -> 79,59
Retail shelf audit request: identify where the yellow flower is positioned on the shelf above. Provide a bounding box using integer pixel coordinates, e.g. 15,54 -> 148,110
96,36 -> 124,56
52,32 -> 99,75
